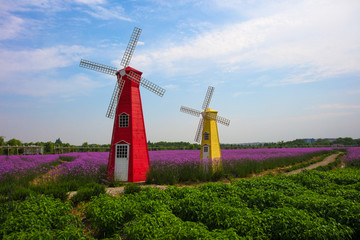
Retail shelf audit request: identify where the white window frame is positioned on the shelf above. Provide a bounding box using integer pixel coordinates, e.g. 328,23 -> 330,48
116,144 -> 129,158
119,113 -> 129,128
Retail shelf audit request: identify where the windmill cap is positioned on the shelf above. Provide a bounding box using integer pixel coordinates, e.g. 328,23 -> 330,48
205,108 -> 218,113
116,66 -> 143,76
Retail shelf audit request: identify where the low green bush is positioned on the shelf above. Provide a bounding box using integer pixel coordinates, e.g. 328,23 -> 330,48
264,207 -> 353,240
71,182 -> 106,205
124,182 -> 141,195
29,184 -> 69,201
0,194 -> 86,239
9,186 -> 35,201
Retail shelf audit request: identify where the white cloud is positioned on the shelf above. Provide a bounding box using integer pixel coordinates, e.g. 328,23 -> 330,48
163,84 -> 178,89
0,13 -> 25,40
0,45 -> 91,75
74,0 -> 106,4
83,5 -> 132,21
0,0 -> 131,38
309,104 -> 360,110
347,89 -> 360,95
0,45 -> 99,98
0,73 -> 102,98
233,91 -> 254,98
133,0 -> 360,85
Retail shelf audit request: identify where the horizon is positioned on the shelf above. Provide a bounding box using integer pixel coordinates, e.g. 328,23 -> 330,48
1,136 -> 358,146
1,0 -> 359,145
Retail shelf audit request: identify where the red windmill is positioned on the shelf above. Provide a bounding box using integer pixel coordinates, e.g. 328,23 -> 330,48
79,27 -> 165,182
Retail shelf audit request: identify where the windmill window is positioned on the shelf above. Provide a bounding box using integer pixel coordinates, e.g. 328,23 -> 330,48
203,146 -> 209,153
204,132 -> 210,140
119,113 -> 129,128
116,145 -> 128,158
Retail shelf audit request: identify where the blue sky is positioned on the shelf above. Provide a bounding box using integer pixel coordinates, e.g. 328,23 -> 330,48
0,0 -> 359,145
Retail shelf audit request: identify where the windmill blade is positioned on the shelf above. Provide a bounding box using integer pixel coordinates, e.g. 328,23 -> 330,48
202,86 -> 215,110
194,118 -> 204,143
140,77 -> 166,97
106,78 -> 126,119
127,71 -> 166,97
127,70 -> 141,84
80,59 -> 117,75
215,115 -> 230,126
180,106 -> 201,117
205,113 -> 230,126
121,27 -> 142,67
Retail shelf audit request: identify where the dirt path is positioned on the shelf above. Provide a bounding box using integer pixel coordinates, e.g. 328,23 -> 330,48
68,153 -> 341,198
285,153 -> 340,175
30,162 -> 63,185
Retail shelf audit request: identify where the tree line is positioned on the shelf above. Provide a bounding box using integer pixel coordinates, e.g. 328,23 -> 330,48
221,137 -> 360,149
1,136 -> 359,155
0,137 -> 110,155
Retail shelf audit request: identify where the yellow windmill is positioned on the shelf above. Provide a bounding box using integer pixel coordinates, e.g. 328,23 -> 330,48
180,86 -> 230,170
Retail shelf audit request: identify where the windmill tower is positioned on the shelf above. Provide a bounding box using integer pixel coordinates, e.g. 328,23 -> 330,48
180,86 -> 230,170
79,27 -> 166,182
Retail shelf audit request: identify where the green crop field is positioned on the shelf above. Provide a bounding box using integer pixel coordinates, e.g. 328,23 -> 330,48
1,148 -> 360,239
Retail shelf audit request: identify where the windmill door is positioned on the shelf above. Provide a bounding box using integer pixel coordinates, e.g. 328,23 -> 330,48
114,143 -> 129,181
202,144 -> 210,159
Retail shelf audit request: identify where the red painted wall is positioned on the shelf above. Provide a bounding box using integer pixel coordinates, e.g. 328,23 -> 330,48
107,67 -> 150,182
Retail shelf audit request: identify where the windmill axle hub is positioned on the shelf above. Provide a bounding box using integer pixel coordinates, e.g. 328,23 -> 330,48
119,69 -> 126,77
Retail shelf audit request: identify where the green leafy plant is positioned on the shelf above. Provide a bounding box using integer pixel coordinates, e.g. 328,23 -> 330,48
124,182 -> 142,195
0,194 -> 86,238
71,182 -> 106,205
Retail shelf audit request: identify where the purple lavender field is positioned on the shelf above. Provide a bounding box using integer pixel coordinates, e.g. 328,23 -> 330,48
0,154 -> 60,181
147,147 -> 345,184
1,147 -> 360,185
149,147 -> 336,165
344,147 -> 360,167
0,152 -> 108,183
56,152 -> 108,180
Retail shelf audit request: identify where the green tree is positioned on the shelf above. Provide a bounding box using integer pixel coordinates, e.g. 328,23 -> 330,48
0,136 -> 4,146
285,139 -> 308,147
44,141 -> 54,154
55,138 -> 63,146
82,142 -> 89,148
6,138 -> 22,146
332,137 -> 356,146
313,139 -> 331,146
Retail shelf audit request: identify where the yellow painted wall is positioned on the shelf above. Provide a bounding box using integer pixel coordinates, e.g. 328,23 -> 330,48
200,108 -> 222,170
